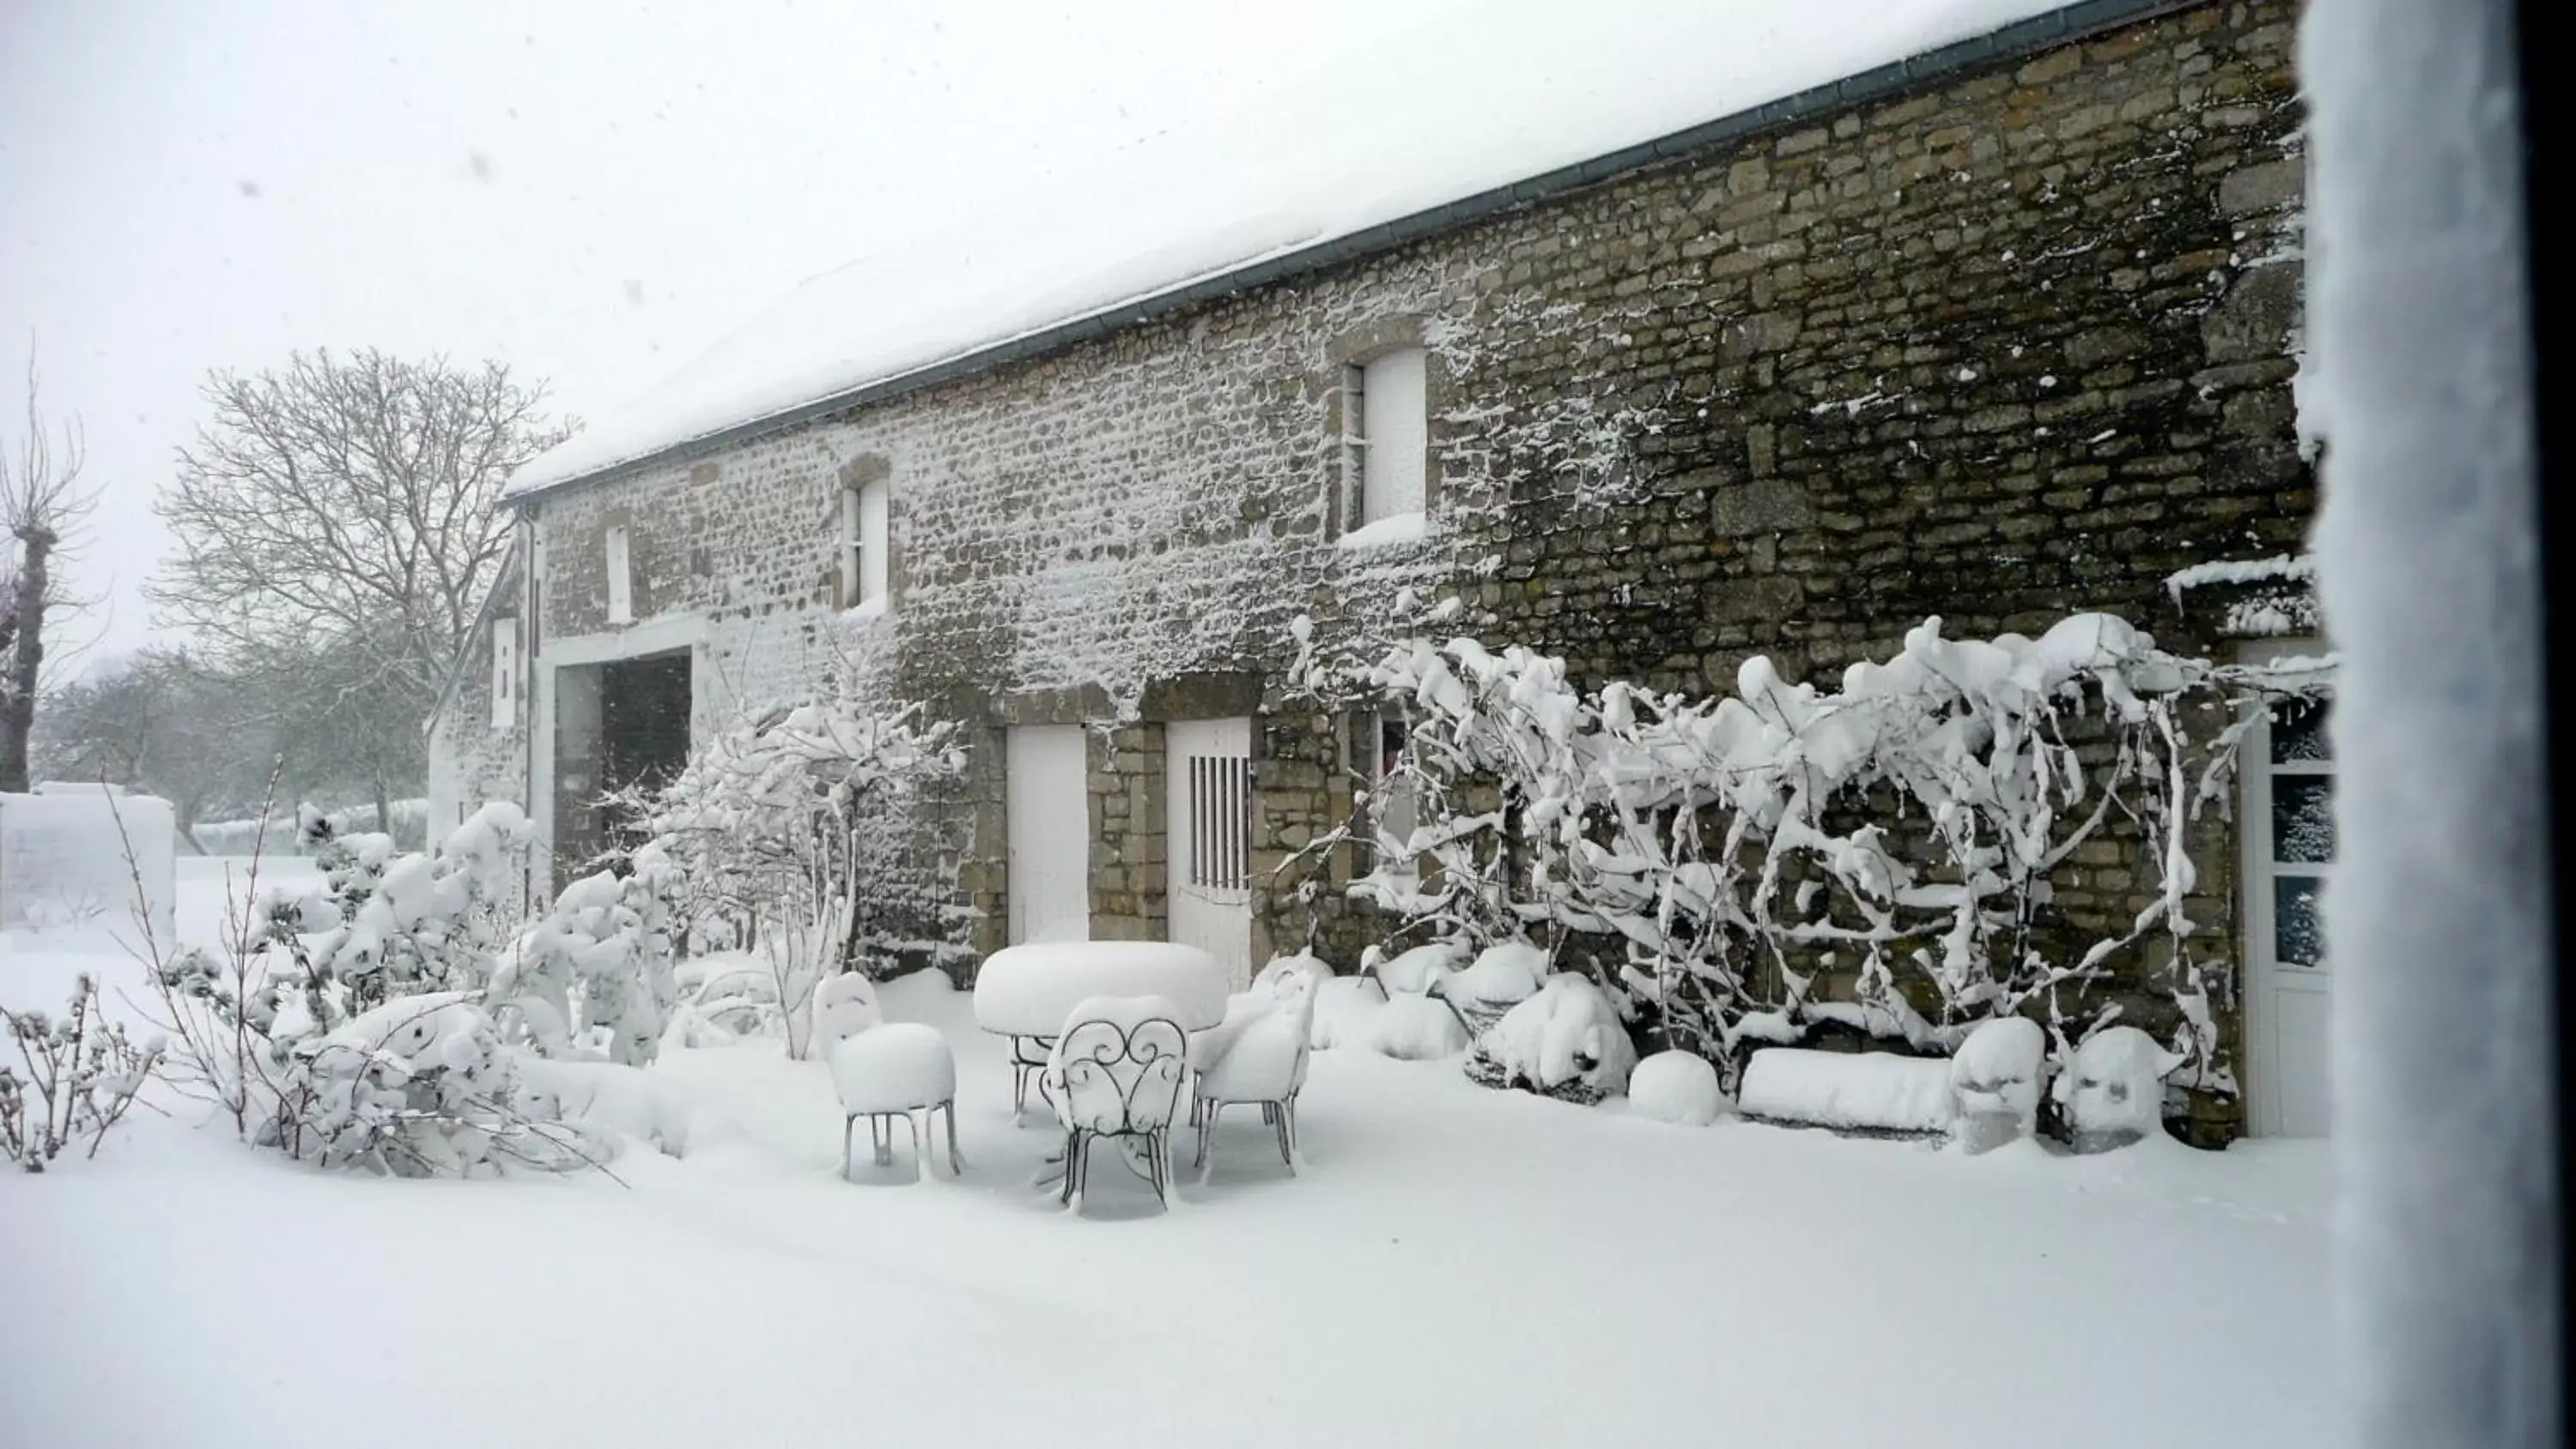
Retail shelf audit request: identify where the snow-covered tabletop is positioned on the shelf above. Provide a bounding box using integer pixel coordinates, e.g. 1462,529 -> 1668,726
970,943 -> 1230,1039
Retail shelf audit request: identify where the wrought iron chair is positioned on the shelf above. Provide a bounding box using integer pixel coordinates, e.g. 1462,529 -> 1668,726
1042,996 -> 1189,1210
1191,979 -> 1315,1177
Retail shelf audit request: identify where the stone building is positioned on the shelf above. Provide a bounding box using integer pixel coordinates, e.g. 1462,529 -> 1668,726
430,0 -> 2319,1141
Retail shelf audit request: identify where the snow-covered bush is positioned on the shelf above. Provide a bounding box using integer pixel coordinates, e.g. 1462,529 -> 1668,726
1309,975 -> 1387,1050
513,1055 -> 727,1160
276,991 -> 519,1174
1366,938 -> 1467,996
631,694 -> 963,1058
1,973 -> 164,1171
1443,940 -> 1547,1038
2051,1025 -> 2186,1153
503,844 -> 684,1068
1737,1048 -> 1957,1136
1290,609 -> 2331,1110
1948,1015 -> 2047,1153
1626,1049 -> 1725,1126
301,802 -> 534,1009
1366,992 -> 1471,1060
1464,973 -> 1637,1104
127,809 -> 597,1175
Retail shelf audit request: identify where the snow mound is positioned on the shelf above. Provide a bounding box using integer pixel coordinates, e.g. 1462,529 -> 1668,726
1371,939 -> 1467,995
2051,1026 -> 2184,1149
1627,1050 -> 1726,1126
1367,993 -> 1471,1060
1950,1016 -> 2047,1122
1449,941 -> 1547,1006
1738,1048 -> 1955,1135
513,1055 -> 734,1159
1309,976 -> 1388,1050
1464,973 -> 1637,1103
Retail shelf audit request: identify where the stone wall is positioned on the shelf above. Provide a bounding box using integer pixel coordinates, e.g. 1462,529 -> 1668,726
480,0 -> 2307,1135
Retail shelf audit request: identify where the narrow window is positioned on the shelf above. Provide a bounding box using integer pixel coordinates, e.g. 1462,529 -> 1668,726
489,615 -> 518,730
1347,347 -> 1428,537
1371,707 -> 1419,870
842,479 -> 890,612
605,524 -> 633,625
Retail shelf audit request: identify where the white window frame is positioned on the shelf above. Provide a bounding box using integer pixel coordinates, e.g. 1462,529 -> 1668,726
841,478 -> 890,613
489,615 -> 518,730
2238,635 -> 2336,1137
604,524 -> 634,625
1346,346 -> 1428,535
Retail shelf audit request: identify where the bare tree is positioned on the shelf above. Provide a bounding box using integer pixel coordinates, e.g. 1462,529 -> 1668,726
1,361 -> 101,794
150,350 -> 572,808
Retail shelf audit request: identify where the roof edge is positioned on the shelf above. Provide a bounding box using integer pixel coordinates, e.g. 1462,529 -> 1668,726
509,0 -> 2202,506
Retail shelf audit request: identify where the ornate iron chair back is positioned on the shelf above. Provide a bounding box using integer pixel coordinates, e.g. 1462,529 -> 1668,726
1046,1005 -> 1188,1207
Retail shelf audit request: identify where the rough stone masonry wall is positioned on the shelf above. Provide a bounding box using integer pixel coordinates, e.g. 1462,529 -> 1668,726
505,0 -> 2305,1132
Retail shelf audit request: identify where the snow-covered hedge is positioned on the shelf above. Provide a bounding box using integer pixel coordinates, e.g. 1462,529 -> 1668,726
1292,605 -> 2330,1105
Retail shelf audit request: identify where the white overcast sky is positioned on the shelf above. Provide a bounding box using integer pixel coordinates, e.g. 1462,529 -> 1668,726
0,0 -> 1444,670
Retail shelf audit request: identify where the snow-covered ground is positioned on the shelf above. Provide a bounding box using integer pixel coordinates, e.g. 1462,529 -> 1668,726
1,860 -> 2330,1447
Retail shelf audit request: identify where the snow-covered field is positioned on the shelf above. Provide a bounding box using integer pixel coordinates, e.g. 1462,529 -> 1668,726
1,860 -> 2330,1447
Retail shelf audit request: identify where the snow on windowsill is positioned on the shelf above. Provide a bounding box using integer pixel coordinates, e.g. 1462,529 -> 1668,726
1336,511 -> 1430,550
841,596 -> 890,623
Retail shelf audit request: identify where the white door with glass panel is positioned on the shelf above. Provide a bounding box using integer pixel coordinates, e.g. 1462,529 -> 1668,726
2242,676 -> 2335,1137
1167,718 -> 1254,988
1006,725 -> 1090,944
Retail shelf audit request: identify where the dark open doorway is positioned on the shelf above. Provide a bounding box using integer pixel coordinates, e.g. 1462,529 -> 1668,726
554,649 -> 694,876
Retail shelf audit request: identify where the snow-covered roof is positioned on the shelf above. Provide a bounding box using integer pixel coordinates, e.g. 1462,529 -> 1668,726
506,0 -> 2142,500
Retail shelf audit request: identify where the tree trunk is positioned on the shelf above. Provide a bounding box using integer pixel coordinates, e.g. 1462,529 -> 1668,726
0,524 -> 54,794
373,770 -> 392,840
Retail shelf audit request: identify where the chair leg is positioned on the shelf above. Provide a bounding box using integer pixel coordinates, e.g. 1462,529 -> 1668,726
841,1114 -> 854,1180
901,1111 -> 923,1181
1274,1098 -> 1295,1172
1060,1131 -> 1084,1206
871,1115 -> 891,1167
942,1101 -> 966,1175
1196,1101 -> 1220,1172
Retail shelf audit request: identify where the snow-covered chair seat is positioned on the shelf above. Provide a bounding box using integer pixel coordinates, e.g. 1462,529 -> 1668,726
1042,994 -> 1189,1210
1189,975 -> 1316,1177
829,1022 -> 963,1181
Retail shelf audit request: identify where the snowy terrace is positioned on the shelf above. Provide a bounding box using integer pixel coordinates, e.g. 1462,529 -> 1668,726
1,858 -> 2330,1448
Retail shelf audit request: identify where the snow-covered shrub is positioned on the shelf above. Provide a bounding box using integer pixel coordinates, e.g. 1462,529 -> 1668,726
631,694 -> 963,1058
128,818 -> 597,1176
1366,992 -> 1471,1060
1737,1047 -> 1956,1136
1367,938 -> 1467,996
505,844 -> 684,1068
1289,609 -> 2332,1103
1948,1016 -> 2048,1153
1626,1049 -> 1724,1126
1464,973 -> 1637,1104
276,991 -> 520,1174
1309,975 -> 1387,1050
513,1056 -> 727,1160
1443,940 -> 1548,1038
301,802 -> 534,1009
0,973 -> 164,1171
2050,1025 -> 2186,1153
663,951 -> 781,1047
